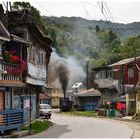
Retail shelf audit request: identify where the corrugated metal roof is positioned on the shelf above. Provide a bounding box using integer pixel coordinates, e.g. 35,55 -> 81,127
74,88 -> 101,97
109,56 -> 140,67
39,93 -> 51,100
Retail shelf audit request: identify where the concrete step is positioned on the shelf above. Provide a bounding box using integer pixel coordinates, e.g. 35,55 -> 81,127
2,130 -> 29,138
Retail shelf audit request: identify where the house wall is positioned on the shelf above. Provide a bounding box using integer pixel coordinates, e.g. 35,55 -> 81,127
124,65 -> 138,85
126,92 -> 136,115
101,89 -> 119,105
12,87 -> 37,124
51,89 -> 64,108
78,96 -> 100,111
136,90 -> 140,114
27,35 -> 46,81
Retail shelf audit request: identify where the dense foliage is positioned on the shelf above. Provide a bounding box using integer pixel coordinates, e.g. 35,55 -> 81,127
44,17 -> 140,69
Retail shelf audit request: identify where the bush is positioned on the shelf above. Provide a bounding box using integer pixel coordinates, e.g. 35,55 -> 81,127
21,120 -> 52,133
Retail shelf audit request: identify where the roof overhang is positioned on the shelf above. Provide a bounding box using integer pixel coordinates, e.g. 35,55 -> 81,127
0,35 -> 10,41
74,93 -> 101,97
11,34 -> 32,45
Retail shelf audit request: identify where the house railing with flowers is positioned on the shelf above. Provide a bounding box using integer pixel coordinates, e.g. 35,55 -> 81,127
0,50 -> 26,82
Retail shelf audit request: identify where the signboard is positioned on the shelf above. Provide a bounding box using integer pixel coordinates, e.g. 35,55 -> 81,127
24,99 -> 30,108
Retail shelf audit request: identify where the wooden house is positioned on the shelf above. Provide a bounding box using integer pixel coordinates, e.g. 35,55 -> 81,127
0,19 -> 30,133
7,10 -> 52,122
93,66 -> 119,106
0,6 -> 52,133
73,88 -> 101,111
93,57 -> 140,115
109,57 -> 140,115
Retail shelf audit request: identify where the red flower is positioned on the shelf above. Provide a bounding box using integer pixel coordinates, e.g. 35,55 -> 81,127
10,55 -> 20,63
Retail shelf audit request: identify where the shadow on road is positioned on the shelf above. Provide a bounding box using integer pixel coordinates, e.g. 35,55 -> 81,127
26,123 -> 71,138
46,123 -> 71,138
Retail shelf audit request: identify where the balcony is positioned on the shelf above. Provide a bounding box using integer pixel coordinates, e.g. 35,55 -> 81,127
95,78 -> 117,89
0,62 -> 22,83
0,109 -> 24,133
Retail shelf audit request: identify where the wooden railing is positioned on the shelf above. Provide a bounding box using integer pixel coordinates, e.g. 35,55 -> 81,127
0,62 -> 22,82
0,109 -> 24,133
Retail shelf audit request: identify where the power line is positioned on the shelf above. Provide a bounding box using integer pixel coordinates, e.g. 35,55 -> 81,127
85,2 -> 98,7
97,2 -> 113,30
103,2 -> 122,42
80,2 -> 92,20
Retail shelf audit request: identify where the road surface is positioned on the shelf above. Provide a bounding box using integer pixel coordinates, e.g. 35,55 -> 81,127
26,113 -> 133,138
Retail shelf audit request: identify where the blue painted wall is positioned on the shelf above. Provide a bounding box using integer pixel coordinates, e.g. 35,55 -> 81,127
79,96 -> 99,111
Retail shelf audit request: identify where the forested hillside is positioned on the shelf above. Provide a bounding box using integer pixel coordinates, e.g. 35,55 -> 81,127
44,16 -> 140,69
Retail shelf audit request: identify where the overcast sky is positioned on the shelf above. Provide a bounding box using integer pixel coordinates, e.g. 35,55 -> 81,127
3,0 -> 140,24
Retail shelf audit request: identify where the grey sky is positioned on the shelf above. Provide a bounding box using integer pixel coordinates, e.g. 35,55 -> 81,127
4,0 -> 140,23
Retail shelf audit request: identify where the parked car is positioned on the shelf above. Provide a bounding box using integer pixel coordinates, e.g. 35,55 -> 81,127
39,104 -> 52,119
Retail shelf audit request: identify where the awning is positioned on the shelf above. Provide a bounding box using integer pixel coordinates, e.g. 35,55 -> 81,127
39,93 -> 51,100
73,88 -> 101,97
26,76 -> 46,86
0,82 -> 26,87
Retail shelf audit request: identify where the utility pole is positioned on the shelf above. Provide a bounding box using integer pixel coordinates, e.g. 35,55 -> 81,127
86,61 -> 89,90
28,89 -> 33,135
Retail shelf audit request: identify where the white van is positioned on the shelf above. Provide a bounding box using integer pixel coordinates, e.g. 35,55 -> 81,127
39,104 -> 52,119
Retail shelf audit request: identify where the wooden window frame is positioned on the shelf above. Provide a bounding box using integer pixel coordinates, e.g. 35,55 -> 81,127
128,68 -> 134,78
29,46 -> 36,64
37,50 -> 45,66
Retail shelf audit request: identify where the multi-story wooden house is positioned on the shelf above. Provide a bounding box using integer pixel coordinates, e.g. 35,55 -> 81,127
93,66 -> 119,105
93,57 -> 140,115
7,10 -> 52,121
0,19 -> 31,133
109,57 -> 140,115
0,6 -> 52,133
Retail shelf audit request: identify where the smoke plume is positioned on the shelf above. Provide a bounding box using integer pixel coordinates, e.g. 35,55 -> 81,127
48,49 -> 86,97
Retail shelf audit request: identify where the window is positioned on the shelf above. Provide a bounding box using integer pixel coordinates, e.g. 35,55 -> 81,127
43,54 -> 46,66
5,91 -> 11,110
29,46 -> 36,64
128,68 -> 134,77
107,70 -> 113,79
37,50 -> 45,66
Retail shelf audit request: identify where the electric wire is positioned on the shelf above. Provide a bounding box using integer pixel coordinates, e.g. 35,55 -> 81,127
80,2 -> 92,20
103,2 -> 122,42
97,2 -> 113,30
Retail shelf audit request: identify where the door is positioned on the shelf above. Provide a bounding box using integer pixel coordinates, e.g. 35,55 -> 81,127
0,91 -> 4,126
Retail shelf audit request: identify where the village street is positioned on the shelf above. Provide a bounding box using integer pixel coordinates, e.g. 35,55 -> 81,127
26,111 -> 134,138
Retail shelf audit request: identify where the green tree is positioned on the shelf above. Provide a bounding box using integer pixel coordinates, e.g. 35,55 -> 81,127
12,2 -> 43,25
94,30 -> 122,67
120,36 -> 140,58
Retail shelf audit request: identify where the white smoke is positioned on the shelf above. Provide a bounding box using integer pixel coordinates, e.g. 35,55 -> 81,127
48,49 -> 86,89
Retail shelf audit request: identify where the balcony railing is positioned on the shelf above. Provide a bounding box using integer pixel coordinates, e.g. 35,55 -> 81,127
95,78 -> 116,89
0,109 -> 24,133
0,62 -> 22,82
